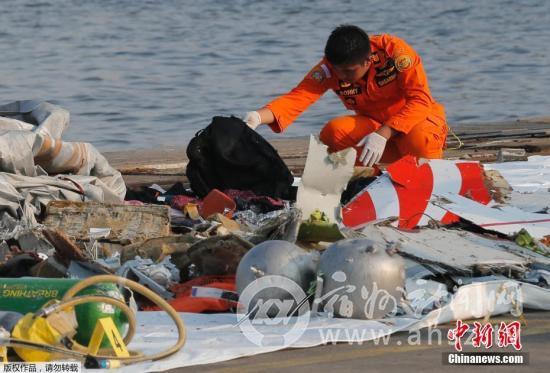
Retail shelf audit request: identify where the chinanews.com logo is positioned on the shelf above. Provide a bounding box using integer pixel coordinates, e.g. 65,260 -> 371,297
444,319 -> 528,365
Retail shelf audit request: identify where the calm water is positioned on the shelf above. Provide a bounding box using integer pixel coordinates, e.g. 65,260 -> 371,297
1,0 -> 549,150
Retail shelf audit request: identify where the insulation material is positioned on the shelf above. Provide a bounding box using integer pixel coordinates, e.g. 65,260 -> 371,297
43,201 -> 170,243
296,135 -> 355,223
0,173 -> 124,225
0,100 -> 126,221
342,156 -> 491,229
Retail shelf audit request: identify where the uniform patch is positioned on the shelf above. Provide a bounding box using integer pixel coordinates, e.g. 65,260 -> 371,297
375,59 -> 398,87
339,80 -> 352,88
376,64 -> 395,77
338,86 -> 362,96
395,55 -> 412,72
311,70 -> 324,83
370,52 -> 381,64
345,97 -> 357,106
320,64 -> 332,78
376,74 -> 397,86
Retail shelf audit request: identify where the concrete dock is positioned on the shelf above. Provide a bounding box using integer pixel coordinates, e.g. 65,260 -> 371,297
104,117 -> 550,189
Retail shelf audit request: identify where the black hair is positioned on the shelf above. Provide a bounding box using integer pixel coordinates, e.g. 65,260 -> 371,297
324,25 -> 371,66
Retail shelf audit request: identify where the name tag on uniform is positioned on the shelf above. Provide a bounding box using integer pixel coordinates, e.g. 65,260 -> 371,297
375,59 -> 398,87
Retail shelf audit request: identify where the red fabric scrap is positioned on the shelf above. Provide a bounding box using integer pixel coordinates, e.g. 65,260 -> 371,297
143,275 -> 236,313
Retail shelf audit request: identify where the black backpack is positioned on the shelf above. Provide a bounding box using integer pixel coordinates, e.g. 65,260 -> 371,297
186,116 -> 294,199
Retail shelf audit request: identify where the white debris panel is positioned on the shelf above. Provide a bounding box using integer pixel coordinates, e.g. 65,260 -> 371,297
296,135 -> 356,223
361,224 -> 550,273
433,192 -> 550,239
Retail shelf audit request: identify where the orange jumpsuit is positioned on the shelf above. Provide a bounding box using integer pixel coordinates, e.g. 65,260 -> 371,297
265,34 -> 447,163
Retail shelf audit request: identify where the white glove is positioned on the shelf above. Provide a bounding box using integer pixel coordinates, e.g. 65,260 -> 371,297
357,132 -> 387,167
243,111 -> 262,130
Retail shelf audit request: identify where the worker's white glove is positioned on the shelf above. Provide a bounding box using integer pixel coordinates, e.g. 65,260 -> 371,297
243,111 -> 262,130
357,132 -> 387,167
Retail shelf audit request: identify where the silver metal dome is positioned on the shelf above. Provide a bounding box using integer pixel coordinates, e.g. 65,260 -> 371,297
236,240 -> 320,316
316,238 -> 405,319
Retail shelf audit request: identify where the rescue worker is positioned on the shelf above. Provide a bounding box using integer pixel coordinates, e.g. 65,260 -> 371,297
243,25 -> 447,166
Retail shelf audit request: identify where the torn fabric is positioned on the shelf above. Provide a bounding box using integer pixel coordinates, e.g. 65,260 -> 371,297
0,173 -> 124,225
0,100 -> 126,221
98,280 -> 550,372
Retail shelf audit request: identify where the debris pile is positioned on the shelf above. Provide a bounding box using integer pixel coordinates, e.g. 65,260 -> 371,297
2,106 -> 550,368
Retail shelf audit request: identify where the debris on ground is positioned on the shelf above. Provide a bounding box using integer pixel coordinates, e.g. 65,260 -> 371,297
360,224 -> 550,275
120,234 -> 199,264
171,234 -> 254,282
297,209 -> 345,242
432,191 -> 550,240
43,200 -> 171,243
342,155 -> 493,229
2,106 -> 550,369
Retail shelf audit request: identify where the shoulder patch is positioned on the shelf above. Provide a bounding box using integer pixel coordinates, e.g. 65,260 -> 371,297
310,63 -> 331,83
320,64 -> 332,78
310,70 -> 324,83
395,55 -> 412,72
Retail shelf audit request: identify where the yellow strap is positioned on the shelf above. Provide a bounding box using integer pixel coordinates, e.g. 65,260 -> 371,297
0,345 -> 8,362
446,124 -> 464,150
88,317 -> 130,357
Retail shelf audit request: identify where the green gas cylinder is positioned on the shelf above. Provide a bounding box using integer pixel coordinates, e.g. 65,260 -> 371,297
0,277 -> 129,346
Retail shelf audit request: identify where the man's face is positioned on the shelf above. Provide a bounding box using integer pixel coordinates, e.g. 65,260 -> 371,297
333,59 -> 371,84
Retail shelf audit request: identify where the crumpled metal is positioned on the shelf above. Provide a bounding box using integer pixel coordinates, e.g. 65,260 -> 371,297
233,205 -> 301,243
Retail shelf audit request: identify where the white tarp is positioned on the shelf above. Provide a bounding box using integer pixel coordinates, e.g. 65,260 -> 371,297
485,155 -> 550,213
119,312 -> 417,372
485,155 -> 550,193
92,280 -> 550,372
0,100 -> 126,223
0,100 -> 69,139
